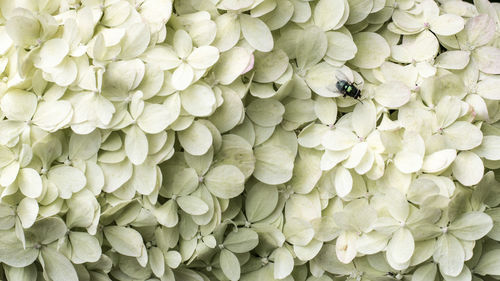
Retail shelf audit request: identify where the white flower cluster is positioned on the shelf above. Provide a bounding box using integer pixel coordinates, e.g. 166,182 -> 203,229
1,0 -> 500,280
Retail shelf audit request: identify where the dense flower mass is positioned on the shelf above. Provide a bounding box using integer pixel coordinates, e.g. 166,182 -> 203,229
1,0 -> 500,280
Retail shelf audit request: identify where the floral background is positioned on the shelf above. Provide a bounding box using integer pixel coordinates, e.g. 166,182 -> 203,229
1,0 -> 500,280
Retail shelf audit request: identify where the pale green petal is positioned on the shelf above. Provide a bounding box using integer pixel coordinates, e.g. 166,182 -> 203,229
149,247 -> 165,277
412,263 -> 437,281
178,121 -> 213,156
0,90 -> 37,121
443,121 -> 483,151
254,144 -> 294,185
422,149 -> 456,174
69,231 -> 101,264
47,165 -> 87,199
296,26 -> 328,71
386,228 -> 414,264
213,13 -> 241,52
124,125 -> 148,165
449,212 -> 493,241
350,32 -> 390,69
452,151 -> 484,186
204,165 -> 244,199
245,182 -> 278,222
240,14 -> 274,52
335,166 -> 352,198
247,99 -> 285,127
346,0 -> 373,25
374,81 -> 411,108
103,226 -> 144,257
40,247 -> 78,281
138,102 -> 177,134
474,249 -> 500,276
429,14 -> 464,36
472,46 -> 500,74
322,128 -> 358,151
223,228 -> 259,253
352,100 -> 376,138
36,38 -> 69,69
18,168 -> 42,198
213,47 -> 252,85
172,63 -> 194,91
181,83 -> 216,117
69,129 -> 101,161
173,29 -> 193,59
220,249 -> 240,281
140,46 -> 181,70
176,195 -> 209,215
17,197 -> 38,228
477,77 -> 500,100
5,11 -> 40,47
473,136 -> 500,160
313,0 -> 345,31
273,247 -> 294,279
326,31 -> 357,61
253,49 -> 289,83
32,100 -> 73,132
187,46 -> 219,69
434,234 -> 465,277
435,51 -> 470,70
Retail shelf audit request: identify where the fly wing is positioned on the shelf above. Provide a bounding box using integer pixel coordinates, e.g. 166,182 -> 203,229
335,70 -> 350,83
327,81 -> 341,93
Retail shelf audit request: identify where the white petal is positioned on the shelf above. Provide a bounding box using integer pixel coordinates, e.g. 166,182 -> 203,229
320,149 -> 350,171
473,46 -> 500,74
1,90 -> 37,121
36,39 -> 69,69
181,83 -> 216,117
213,13 -> 241,52
187,46 -> 219,69
352,100 -> 376,138
141,46 -> 181,70
435,51 -> 470,70
350,32 -> 390,69
343,142 -> 368,169
422,149 -> 457,173
172,63 -> 194,91
239,14 -> 274,52
430,14 -> 465,36
45,58 -> 78,87
137,102 -> 176,134
178,121 -> 213,156
473,136 -> 500,160
47,166 -> 87,199
124,126 -> 148,165
374,81 -> 411,108
394,151 -> 422,174
443,121 -> 483,150
387,228 -> 414,264
322,128 -> 358,151
477,77 -> 500,100
173,30 -> 193,59
273,247 -> 294,279
411,30 -> 439,62
213,47 -> 252,85
335,166 -> 352,198
32,100 -> 72,131
452,151 -> 484,186
17,168 -> 42,199
313,0 -> 345,31
326,31 -> 357,61
17,197 -> 38,228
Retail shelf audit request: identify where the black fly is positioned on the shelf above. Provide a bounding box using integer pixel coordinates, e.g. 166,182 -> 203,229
334,70 -> 362,100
